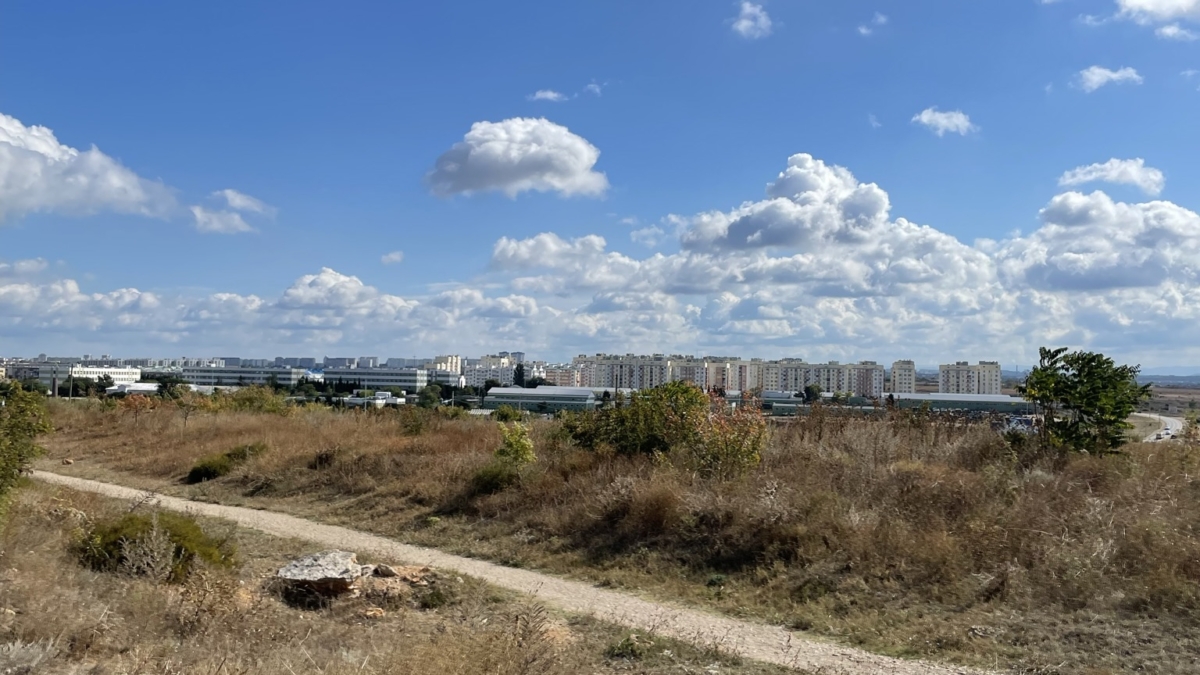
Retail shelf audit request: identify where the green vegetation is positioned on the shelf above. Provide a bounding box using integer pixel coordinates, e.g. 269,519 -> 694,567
73,510 -> 236,583
562,381 -> 709,456
0,383 -> 52,500
491,405 -> 523,422
417,383 -> 442,409
473,422 -> 536,495
1021,347 -> 1152,454
496,422 -> 535,466
186,442 -> 268,484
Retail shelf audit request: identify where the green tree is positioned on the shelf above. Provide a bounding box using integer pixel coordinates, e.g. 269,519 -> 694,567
0,384 -> 53,499
483,379 -> 502,396
95,374 -> 115,393
155,376 -> 190,399
1019,347 -> 1152,454
802,384 -> 822,403
417,384 -> 442,409
513,363 -> 526,388
525,376 -> 549,388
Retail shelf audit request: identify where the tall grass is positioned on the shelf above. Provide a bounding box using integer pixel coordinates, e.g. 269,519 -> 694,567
45,399 -> 1200,671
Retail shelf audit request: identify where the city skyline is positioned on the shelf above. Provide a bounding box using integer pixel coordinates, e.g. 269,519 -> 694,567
3,2 -> 1200,366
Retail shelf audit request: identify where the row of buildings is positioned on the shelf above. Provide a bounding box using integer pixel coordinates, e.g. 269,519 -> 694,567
2,352 -> 1005,398
534,356 -> 1003,398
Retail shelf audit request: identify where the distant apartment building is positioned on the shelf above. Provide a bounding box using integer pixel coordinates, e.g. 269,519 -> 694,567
181,366 -> 309,388
543,365 -> 582,387
890,360 -> 916,393
431,355 -> 462,374
323,357 -> 358,369
464,364 -> 515,388
357,356 -> 379,369
568,354 -> 886,398
939,361 -> 1002,395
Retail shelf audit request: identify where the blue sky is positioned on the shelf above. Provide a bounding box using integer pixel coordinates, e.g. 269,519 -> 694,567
2,0 -> 1199,367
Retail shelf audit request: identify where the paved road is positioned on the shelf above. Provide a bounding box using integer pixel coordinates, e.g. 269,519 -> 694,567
1139,414 -> 1186,442
33,470 -> 990,675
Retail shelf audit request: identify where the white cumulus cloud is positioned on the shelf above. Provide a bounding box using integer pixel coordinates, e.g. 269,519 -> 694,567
732,2 -> 773,39
911,108 -> 978,136
1059,158 -> 1165,195
381,251 -> 405,265
0,111 -> 176,224
1117,0 -> 1200,23
190,206 -> 253,234
1078,66 -> 1143,92
426,118 -> 608,198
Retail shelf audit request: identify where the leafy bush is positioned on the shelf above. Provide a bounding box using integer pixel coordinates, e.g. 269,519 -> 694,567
211,386 -> 291,415
491,405 -> 523,422
562,381 -> 708,456
186,442 -> 267,484
682,397 -> 768,479
0,384 -> 52,500
496,423 -> 535,466
472,461 -> 521,495
74,511 -> 236,583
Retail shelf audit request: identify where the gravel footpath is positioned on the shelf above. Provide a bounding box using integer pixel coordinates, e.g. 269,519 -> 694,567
34,470 -> 994,675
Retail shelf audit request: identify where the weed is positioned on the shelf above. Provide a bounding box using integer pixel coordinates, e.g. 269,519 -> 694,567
186,442 -> 267,484
73,511 -> 236,583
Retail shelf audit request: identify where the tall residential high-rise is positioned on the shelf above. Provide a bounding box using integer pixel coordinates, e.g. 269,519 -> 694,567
938,361 -> 1002,395
890,360 -> 916,393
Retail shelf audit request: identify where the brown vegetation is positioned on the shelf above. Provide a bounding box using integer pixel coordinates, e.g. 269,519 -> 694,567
41,399 -> 1200,673
0,480 -> 784,674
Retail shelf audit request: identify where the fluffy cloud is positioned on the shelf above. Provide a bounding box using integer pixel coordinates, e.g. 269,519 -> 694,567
381,251 -> 405,265
0,112 -> 176,223
911,108 -> 978,136
1058,158 -> 1165,195
190,206 -> 253,234
1078,66 -> 1143,92
426,118 -> 608,198
0,111 -> 273,236
731,2 -> 773,39
9,152 -> 1200,364
1117,0 -> 1200,23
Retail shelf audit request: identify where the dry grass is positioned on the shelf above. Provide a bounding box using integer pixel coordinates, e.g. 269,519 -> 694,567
0,479 -> 787,675
41,400 -> 1200,673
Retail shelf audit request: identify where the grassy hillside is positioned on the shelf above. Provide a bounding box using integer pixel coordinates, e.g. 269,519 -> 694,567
40,399 -> 1200,673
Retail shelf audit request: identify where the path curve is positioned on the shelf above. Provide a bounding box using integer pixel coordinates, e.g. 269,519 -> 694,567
34,470 -> 991,675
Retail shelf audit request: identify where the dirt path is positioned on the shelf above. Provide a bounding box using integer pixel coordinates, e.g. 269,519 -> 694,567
34,470 -> 992,675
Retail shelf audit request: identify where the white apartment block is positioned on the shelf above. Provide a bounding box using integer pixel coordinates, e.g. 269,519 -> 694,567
464,364 -> 515,388
939,361 -> 1002,396
890,360 -> 916,393
431,355 -> 462,373
181,366 -> 309,388
569,354 -> 886,398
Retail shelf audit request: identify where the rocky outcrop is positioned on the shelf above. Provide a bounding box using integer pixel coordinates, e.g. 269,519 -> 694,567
275,550 -> 372,596
275,551 -> 440,601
